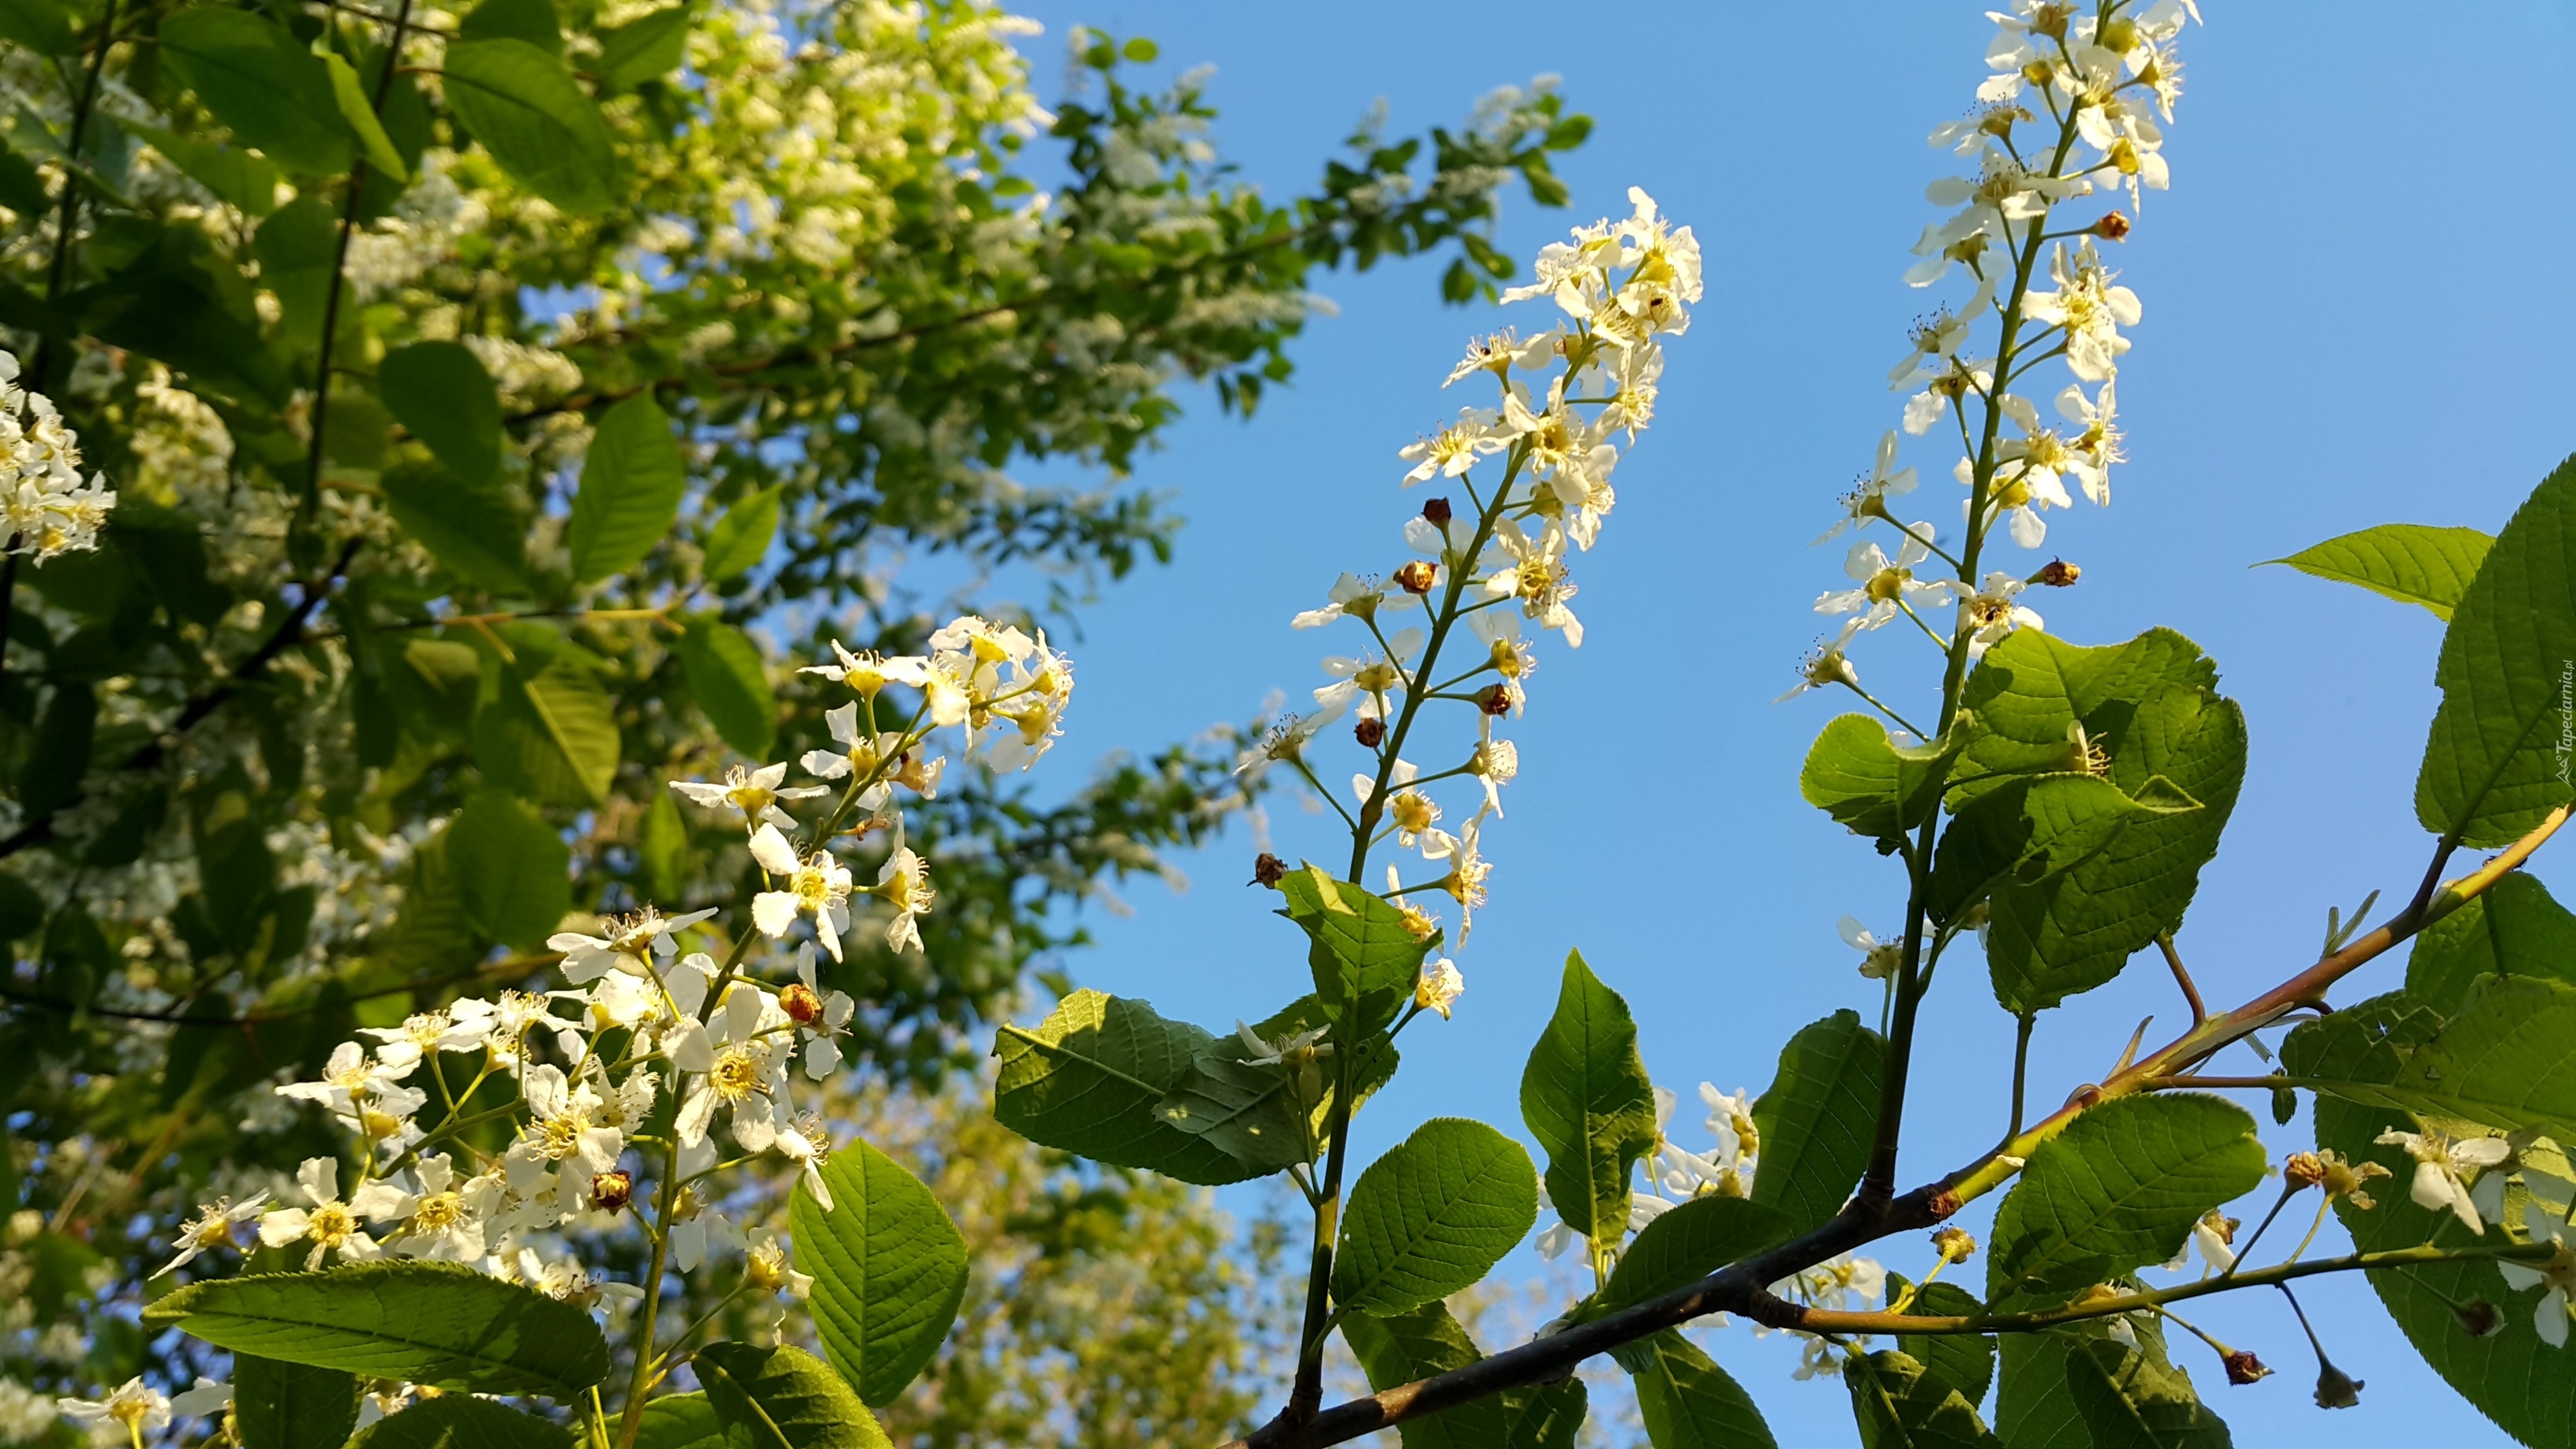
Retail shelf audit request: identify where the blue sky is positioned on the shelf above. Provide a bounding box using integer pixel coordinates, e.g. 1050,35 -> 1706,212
983,2 -> 2576,1442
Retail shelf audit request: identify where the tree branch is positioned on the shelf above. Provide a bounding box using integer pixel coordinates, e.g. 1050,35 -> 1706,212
1223,804 -> 2570,1448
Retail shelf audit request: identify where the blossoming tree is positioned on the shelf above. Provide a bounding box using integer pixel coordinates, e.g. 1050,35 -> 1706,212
13,1 -> 2576,1448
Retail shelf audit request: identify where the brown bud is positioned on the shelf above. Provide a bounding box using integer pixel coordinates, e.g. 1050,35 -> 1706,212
1393,560 -> 1438,595
2095,210 -> 2132,241
1473,684 -> 1514,717
590,1170 -> 635,1215
779,982 -> 825,1025
2454,1297 -> 2504,1338
2035,558 -> 2081,587
1421,497 -> 1453,526
1250,852 -> 1287,888
2222,1350 -> 2272,1387
2314,1361 -> 2364,1410
1354,716 -> 1386,748
2282,1151 -> 2326,1191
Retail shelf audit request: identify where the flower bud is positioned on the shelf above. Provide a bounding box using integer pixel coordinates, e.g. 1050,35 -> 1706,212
2033,558 -> 2081,587
2282,1151 -> 2326,1191
2095,210 -> 2132,242
779,982 -> 824,1025
590,1170 -> 634,1215
2098,16 -> 2138,52
2314,1361 -> 2364,1410
1421,497 -> 1453,526
1931,1226 -> 1977,1263
1250,852 -> 1286,888
1354,717 -> 1386,748
2222,1350 -> 2271,1386
1473,684 -> 1514,717
1393,560 -> 1438,595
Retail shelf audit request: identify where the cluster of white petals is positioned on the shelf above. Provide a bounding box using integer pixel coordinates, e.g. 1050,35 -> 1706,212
0,349 -> 116,564
157,621 -> 1074,1331
1257,189 -> 1695,949
1793,0 -> 2198,702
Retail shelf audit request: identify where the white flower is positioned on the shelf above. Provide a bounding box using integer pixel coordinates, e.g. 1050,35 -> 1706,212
745,1229 -> 814,1298
389,1154 -> 500,1261
673,987 -> 787,1154
1699,1084 -> 1760,1170
1814,530 -> 1947,631
669,763 -> 828,833
1948,571 -> 2042,657
56,1377 -> 182,1443
1414,958 -> 1464,1020
2499,1205 -> 2576,1347
979,632 -> 1075,773
2022,242 -> 2140,384
2376,1126 -> 2513,1234
1419,812 -> 1492,941
1481,522 -> 1582,647
2162,1208 -> 2238,1277
668,1183 -> 744,1272
798,638 -> 933,698
257,1157 -> 408,1269
784,945 -> 856,1079
2055,380 -> 2123,506
1316,627 -> 1423,721
1839,916 -> 1904,980
1818,432 -> 1919,544
1292,571 -> 1408,631
1354,761 -> 1440,848
511,1065 -> 627,1211
1468,731 -> 1518,818
548,906 -> 718,986
773,1118 -> 834,1211
155,1191 -> 271,1278
750,825 -> 853,961
1778,617 -> 1866,702
1399,408 -> 1503,483
874,828 -> 935,957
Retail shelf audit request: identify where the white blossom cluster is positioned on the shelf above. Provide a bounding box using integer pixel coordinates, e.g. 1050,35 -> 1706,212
1791,0 -> 2200,706
0,349 -> 115,564
136,620 -> 1076,1426
1246,189 -> 1697,976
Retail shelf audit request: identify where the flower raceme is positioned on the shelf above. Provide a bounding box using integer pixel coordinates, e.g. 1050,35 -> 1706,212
1258,185 -> 1697,960
151,619 -> 1073,1362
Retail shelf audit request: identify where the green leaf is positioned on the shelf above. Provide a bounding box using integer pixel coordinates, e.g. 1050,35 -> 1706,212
2282,975 -> 2576,1138
2266,522 -> 2494,621
1889,1279 -> 1994,1408
2065,1320 -> 2233,1449
1801,713 -> 1964,841
1983,685 -> 2245,1015
695,1342 -> 893,1449
1277,863 -> 1435,1035
1953,627 -> 2218,791
474,657 -> 620,807
142,1260 -> 610,1398
1930,773 -> 2200,933
354,1398 -> 571,1449
678,617 -> 775,758
22,679 -> 92,817
459,0 -> 562,53
1625,1331 -> 1777,1449
1518,949 -> 1657,1241
1339,1301 -> 1509,1449
2407,871 -> 2576,1013
1985,1094 -> 2265,1309
440,39 -> 622,215
631,1395 -> 721,1449
1503,1380 -> 1587,1449
252,197 -> 342,350
234,1354 -> 358,1449
446,791 -> 569,947
703,485 -> 781,582
1154,1049 -> 1312,1173
380,458 -> 525,593
1994,1333 -> 2091,1449
1332,1116 -> 1536,1316
116,120 -> 282,215
601,3 -> 694,89
0,0 -> 77,56
1597,1194 -> 1791,1315
788,1139 -> 968,1407
1751,1009 -> 1885,1237
638,788 -> 689,901
1844,1350 -> 1999,1449
320,51 -> 407,181
2417,451 -> 2576,847
380,341 -> 504,487
155,8 -> 352,176
570,394 -> 687,583
993,990 -> 1264,1185
2315,1076 -> 2576,1447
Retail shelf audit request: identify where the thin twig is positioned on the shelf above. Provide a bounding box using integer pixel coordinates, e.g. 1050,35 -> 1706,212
2157,931 -> 2206,1024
